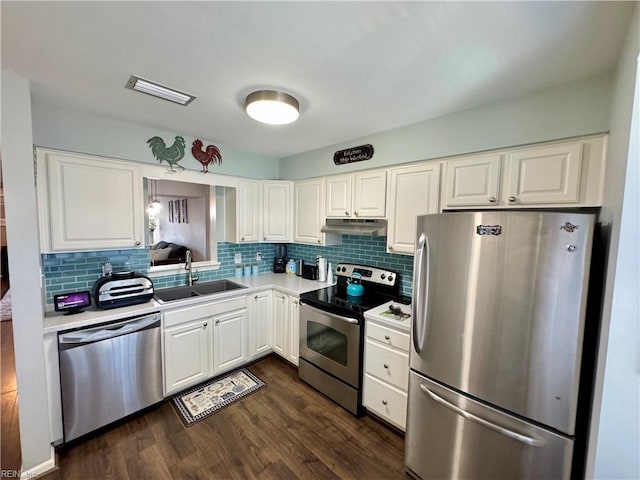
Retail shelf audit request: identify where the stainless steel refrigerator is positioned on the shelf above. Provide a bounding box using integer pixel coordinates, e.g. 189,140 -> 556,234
405,211 -> 596,480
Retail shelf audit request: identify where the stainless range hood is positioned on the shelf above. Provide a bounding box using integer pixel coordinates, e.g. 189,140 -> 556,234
321,218 -> 387,236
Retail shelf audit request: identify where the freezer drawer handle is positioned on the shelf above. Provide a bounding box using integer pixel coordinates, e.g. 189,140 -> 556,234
420,384 -> 546,448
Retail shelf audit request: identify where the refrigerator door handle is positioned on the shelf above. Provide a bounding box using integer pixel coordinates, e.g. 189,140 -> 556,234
412,233 -> 428,353
419,384 -> 546,448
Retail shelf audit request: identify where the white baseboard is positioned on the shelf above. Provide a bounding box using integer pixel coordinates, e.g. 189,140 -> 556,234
21,446 -> 56,479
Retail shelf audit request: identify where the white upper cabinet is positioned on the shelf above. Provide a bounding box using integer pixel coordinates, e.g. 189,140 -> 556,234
387,163 -> 441,255
36,149 -> 144,252
325,174 -> 352,218
505,142 -> 582,205
262,181 -> 293,242
326,169 -> 387,218
442,135 -> 607,209
443,153 -> 502,207
236,179 -> 261,243
294,178 -> 340,246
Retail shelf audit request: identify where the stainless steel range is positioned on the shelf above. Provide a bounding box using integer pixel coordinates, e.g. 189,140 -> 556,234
298,263 -> 405,415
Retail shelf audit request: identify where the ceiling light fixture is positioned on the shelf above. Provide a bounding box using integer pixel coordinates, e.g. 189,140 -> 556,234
126,75 -> 196,106
245,90 -> 299,125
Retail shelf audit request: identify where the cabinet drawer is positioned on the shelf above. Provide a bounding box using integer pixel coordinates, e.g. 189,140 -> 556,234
164,296 -> 247,327
366,322 -> 410,352
365,340 -> 409,391
364,373 -> 407,431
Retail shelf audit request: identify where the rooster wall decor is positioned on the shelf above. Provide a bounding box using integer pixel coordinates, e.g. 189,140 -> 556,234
147,135 -> 186,172
191,139 -> 222,173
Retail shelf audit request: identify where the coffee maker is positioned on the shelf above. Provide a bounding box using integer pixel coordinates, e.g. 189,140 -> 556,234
273,244 -> 287,273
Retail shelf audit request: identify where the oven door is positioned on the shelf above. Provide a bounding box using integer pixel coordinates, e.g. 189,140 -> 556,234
299,303 -> 361,387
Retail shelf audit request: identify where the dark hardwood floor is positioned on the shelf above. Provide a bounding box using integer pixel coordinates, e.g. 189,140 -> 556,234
1,319 -> 21,474
40,355 -> 406,479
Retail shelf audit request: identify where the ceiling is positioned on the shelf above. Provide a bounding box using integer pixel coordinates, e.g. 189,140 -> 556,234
1,1 -> 634,158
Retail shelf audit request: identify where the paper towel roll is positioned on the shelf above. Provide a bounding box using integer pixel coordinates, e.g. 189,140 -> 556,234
317,256 -> 327,282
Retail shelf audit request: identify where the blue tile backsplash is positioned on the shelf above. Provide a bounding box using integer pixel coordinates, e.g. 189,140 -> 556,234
42,236 -> 413,304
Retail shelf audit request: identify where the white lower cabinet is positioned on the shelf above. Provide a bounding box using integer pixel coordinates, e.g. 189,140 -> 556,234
272,291 -> 300,366
162,296 -> 247,396
363,319 -> 410,431
249,290 -> 273,359
213,307 -> 248,374
164,313 -> 213,396
287,295 -> 300,366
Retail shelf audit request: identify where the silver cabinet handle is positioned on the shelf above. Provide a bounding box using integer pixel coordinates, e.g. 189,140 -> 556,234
317,239 -> 321,244
241,237 -> 245,241
388,246 -> 394,251
354,211 -> 359,216
345,211 -> 350,217
203,322 -> 208,328
383,363 -> 389,369
254,295 -> 258,300
488,196 -> 496,203
384,334 -> 390,340
263,236 -> 266,241
420,384 -> 546,447
134,240 -> 141,246
382,400 -> 388,405
508,196 -> 517,202
215,319 -> 220,325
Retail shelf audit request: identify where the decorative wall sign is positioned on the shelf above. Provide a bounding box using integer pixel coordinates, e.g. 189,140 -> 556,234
181,199 -> 188,223
333,144 -> 374,165
192,140 -> 222,173
147,135 -> 186,172
174,200 -> 181,223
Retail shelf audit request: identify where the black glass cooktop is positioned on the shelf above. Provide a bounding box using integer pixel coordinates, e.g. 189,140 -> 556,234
299,283 -> 404,321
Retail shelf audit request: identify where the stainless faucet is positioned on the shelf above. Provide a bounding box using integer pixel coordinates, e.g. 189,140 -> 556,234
185,250 -> 199,286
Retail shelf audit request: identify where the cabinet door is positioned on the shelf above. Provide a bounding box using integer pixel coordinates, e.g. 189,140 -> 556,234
213,308 -> 247,374
272,292 -> 287,358
263,181 -> 293,242
353,170 -> 387,218
41,151 -> 144,251
326,174 -> 352,218
505,142 -> 583,205
164,319 -> 212,395
237,180 -> 261,242
443,154 -> 502,207
251,291 -> 272,358
294,179 -> 324,245
287,296 -> 300,366
387,163 -> 440,254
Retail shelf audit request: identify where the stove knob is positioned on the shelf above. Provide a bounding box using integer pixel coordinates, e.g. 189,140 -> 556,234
387,276 -> 394,282
380,274 -> 386,280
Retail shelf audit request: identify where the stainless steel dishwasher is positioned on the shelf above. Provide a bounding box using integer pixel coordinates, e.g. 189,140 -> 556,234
58,312 -> 163,442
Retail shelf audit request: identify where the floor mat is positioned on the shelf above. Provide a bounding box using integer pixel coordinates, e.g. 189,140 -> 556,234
172,368 -> 265,426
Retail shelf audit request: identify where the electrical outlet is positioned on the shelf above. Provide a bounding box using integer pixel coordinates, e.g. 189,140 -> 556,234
234,253 -> 242,264
256,252 -> 263,261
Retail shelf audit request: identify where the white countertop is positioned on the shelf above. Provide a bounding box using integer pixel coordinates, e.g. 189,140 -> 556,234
43,273 -> 329,334
364,300 -> 412,332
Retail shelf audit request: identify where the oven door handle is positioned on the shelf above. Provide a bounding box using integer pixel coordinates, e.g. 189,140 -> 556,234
300,303 -> 359,324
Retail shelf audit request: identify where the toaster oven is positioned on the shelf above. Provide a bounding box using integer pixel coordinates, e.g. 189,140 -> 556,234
93,271 -> 154,309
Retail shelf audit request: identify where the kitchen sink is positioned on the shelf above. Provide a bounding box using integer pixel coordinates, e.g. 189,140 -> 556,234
154,280 -> 247,303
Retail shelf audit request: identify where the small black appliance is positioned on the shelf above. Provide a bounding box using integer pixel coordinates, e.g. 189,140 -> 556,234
273,244 -> 287,273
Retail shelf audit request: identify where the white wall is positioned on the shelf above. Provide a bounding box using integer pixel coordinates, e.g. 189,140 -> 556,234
279,73 -> 613,179
31,97 -> 280,180
1,72 -> 54,473
589,6 -> 640,478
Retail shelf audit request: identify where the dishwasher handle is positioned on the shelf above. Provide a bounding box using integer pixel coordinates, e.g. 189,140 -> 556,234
58,313 -> 160,348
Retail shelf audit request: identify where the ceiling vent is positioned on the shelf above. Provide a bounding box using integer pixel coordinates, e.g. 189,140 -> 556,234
125,75 -> 196,106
